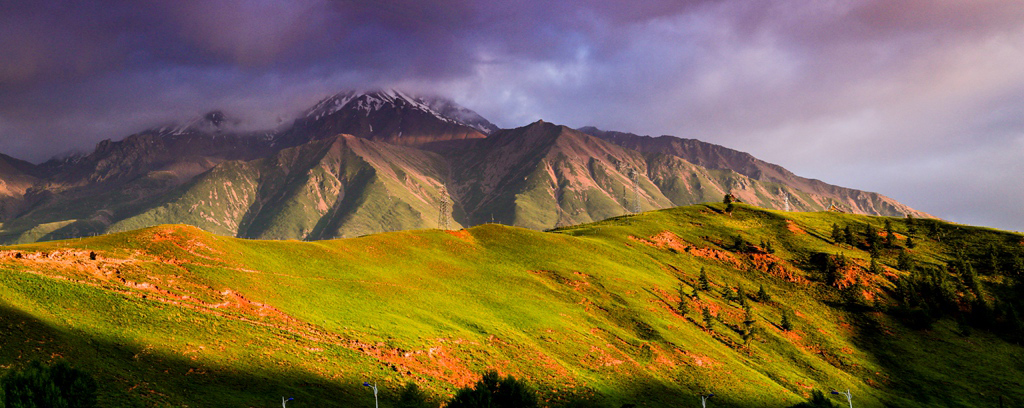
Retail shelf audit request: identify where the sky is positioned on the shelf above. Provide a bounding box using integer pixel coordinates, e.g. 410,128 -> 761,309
1,0 -> 1022,231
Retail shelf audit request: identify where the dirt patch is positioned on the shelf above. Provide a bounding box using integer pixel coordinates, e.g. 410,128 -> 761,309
445,229 -> 474,242
785,220 -> 806,235
748,253 -> 810,284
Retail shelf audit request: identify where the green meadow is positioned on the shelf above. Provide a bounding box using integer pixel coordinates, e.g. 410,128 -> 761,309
1,203 -> 1022,407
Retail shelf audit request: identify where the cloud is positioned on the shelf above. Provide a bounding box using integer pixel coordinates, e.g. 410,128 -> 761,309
0,0 -> 1022,230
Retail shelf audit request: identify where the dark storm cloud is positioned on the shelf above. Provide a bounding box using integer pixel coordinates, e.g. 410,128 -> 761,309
0,0 -> 1022,230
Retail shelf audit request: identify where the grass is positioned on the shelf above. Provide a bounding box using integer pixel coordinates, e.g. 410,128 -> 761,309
0,203 -> 1022,407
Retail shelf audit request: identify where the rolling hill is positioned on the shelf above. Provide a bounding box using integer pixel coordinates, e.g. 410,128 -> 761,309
1,204 -> 1022,407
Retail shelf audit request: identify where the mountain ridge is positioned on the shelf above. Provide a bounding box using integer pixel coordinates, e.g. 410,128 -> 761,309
0,90 -> 933,243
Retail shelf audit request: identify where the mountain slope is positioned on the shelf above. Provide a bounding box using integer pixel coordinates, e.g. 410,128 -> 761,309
107,135 -> 457,240
0,90 -> 936,243
1,205 -> 1022,406
579,127 -> 928,217
275,89 -> 492,149
0,153 -> 39,220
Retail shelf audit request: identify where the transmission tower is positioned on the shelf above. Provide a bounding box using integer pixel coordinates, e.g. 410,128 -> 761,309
437,185 -> 450,230
630,169 -> 642,214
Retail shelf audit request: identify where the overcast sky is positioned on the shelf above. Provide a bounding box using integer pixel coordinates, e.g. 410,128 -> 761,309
1,0 -> 1022,231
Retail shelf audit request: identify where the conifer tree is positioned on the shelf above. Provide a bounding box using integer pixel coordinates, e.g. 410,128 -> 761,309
702,307 -> 714,329
869,258 -> 883,274
742,304 -> 757,345
906,214 -> 917,235
737,284 -> 747,306
843,225 -> 855,246
897,250 -> 913,271
865,223 -> 878,247
677,283 -> 689,316
906,236 -> 916,249
698,267 -> 710,291
884,219 -> 896,248
780,311 -> 793,331
831,223 -> 843,244
757,284 -> 771,303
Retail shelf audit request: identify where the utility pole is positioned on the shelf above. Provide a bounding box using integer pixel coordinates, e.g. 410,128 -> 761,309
700,393 -> 714,407
364,382 -> 379,408
281,396 -> 293,407
831,389 -> 852,408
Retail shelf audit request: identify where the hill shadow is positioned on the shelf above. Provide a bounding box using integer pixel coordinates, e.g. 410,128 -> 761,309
0,303 -> 391,407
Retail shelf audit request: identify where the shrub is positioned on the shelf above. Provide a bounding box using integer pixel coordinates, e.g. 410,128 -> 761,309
398,382 -> 433,408
2,360 -> 97,408
788,390 -> 838,408
445,371 -> 537,408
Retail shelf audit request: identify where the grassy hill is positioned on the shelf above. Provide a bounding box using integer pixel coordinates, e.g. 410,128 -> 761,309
1,203 -> 1022,407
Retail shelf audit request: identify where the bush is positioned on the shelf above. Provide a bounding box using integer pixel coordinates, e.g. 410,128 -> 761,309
2,360 -> 97,408
788,390 -> 838,408
398,382 -> 433,408
445,371 -> 537,408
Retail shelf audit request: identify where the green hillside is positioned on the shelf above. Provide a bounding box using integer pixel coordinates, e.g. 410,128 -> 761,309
1,203 -> 1022,407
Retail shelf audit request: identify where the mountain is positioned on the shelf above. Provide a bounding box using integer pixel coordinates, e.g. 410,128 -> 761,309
0,89 -> 933,244
579,126 -> 926,217
109,134 -> 457,240
1,205 -> 1022,406
0,153 -> 40,220
275,89 -> 494,149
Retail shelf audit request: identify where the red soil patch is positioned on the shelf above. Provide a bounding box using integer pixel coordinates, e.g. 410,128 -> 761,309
785,220 -> 806,235
445,229 -> 474,242
748,253 -> 811,284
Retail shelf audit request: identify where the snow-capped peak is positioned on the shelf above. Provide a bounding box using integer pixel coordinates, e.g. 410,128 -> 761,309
302,89 -> 498,133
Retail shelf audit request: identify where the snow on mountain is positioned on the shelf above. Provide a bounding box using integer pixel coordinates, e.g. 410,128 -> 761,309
302,89 -> 497,133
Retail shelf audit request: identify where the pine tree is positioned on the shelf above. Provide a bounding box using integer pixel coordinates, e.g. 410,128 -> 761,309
897,250 -> 913,271
780,311 -> 793,331
869,257 -> 883,274
698,267 -> 710,291
757,284 -> 771,303
906,236 -> 916,249
985,244 -> 1000,275
843,225 -> 855,246
906,214 -> 917,235
831,223 -> 843,244
677,283 -> 689,316
702,307 -> 714,329
742,304 -> 757,345
884,219 -> 896,248
865,223 -> 878,248
737,284 -> 748,306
